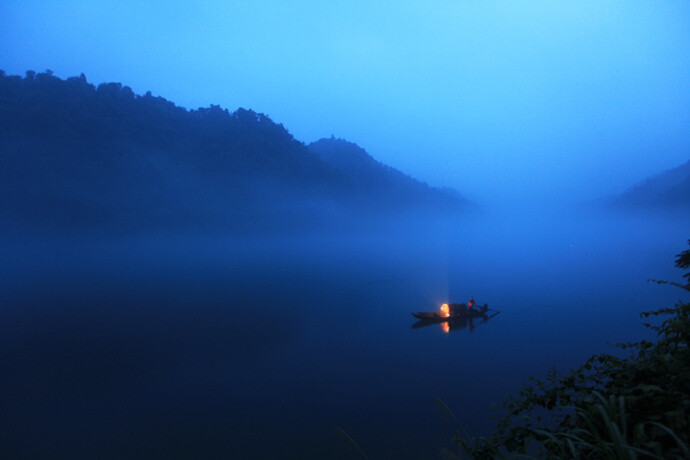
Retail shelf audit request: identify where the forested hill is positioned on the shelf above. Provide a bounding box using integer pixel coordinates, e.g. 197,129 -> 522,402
612,160 -> 690,210
0,70 -> 469,233
309,137 -> 469,211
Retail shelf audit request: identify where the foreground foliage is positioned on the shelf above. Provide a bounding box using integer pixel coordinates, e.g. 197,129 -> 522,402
443,242 -> 690,459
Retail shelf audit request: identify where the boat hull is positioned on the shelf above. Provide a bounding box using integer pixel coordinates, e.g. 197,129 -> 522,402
412,305 -> 488,321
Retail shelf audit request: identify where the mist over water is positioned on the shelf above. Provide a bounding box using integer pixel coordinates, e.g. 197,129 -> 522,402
1,208 -> 687,458
2,1 -> 689,456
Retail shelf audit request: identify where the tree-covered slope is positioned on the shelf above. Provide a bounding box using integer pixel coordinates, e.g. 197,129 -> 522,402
0,70 -> 468,233
308,137 -> 470,212
612,160 -> 690,209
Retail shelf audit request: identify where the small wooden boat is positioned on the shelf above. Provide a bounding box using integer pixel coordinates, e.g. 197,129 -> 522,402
412,304 -> 489,321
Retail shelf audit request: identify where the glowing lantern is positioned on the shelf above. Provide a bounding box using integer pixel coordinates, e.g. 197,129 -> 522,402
440,303 -> 450,317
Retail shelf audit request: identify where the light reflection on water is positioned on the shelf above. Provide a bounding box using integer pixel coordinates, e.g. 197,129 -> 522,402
0,210 -> 687,458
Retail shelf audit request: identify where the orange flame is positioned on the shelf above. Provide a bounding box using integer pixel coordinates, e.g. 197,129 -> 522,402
442,322 -> 450,333
440,303 -> 450,317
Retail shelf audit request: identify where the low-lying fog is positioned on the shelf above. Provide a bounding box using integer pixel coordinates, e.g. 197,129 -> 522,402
1,208 -> 687,458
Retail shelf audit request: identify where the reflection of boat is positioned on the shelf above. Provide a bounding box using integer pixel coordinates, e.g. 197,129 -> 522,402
411,303 -> 499,333
411,304 -> 489,321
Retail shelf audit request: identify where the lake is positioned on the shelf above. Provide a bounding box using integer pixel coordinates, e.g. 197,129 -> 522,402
0,209 -> 687,458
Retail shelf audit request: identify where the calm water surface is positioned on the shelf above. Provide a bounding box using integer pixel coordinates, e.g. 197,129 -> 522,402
1,210 -> 687,458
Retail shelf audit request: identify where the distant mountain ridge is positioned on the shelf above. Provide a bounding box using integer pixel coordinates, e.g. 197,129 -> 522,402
612,160 -> 690,209
0,70 -> 469,233
308,137 -> 469,212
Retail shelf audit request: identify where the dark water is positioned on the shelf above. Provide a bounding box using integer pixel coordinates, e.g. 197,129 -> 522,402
1,210 -> 688,458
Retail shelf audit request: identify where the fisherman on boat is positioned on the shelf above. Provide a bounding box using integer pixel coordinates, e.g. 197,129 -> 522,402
468,297 -> 477,310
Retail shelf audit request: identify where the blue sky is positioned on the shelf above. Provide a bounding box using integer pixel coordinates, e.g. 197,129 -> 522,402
2,1 -> 690,205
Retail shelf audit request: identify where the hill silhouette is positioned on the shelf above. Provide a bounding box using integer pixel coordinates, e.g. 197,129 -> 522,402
308,137 -> 469,213
0,70 -> 469,233
612,160 -> 690,210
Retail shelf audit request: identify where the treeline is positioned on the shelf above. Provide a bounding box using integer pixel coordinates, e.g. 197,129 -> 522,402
612,160 -> 690,210
309,137 -> 470,212
0,69 -> 333,183
0,70 -> 468,233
